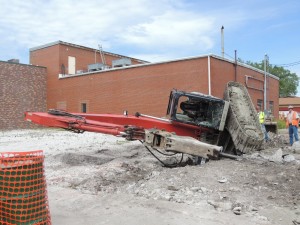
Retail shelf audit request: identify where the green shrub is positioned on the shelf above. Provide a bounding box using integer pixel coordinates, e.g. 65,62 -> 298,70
276,119 -> 286,129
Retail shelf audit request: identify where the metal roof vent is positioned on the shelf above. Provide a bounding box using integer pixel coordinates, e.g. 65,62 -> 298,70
88,63 -> 105,72
112,58 -> 132,68
8,59 -> 19,63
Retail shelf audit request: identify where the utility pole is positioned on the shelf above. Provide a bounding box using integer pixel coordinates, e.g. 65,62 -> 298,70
221,26 -> 224,58
264,54 -> 269,112
234,50 -> 237,81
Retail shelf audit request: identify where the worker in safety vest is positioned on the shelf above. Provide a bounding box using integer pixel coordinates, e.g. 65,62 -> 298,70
286,105 -> 299,145
256,106 -> 269,141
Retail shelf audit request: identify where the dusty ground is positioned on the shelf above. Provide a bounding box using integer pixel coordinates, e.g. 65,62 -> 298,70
0,128 -> 300,225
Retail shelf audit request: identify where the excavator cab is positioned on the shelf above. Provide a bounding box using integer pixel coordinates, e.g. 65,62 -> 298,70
166,90 -> 229,131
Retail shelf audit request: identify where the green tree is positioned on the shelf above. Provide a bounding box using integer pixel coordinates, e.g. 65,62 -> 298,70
242,60 -> 299,97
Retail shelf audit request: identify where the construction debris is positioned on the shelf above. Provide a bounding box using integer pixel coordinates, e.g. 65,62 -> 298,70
1,129 -> 299,225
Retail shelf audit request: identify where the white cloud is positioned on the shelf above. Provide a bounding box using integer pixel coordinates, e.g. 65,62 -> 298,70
120,10 -> 215,51
0,0 -> 210,62
0,0 -> 152,47
0,0 -> 294,63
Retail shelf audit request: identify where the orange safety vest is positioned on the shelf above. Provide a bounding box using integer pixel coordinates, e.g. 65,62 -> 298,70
286,111 -> 299,127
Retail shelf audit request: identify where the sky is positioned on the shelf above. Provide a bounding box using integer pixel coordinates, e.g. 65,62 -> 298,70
1,0 -> 300,94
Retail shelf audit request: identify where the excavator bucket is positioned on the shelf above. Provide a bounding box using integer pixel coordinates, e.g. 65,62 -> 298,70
223,82 -> 264,154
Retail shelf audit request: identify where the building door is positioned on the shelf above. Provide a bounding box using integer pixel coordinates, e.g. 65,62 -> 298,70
81,103 -> 87,113
68,56 -> 76,75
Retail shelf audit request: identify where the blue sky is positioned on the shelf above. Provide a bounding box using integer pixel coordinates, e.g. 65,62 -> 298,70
1,0 -> 300,94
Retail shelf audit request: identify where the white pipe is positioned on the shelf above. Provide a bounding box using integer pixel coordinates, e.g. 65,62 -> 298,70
208,55 -> 211,95
221,26 -> 224,58
264,54 -> 268,111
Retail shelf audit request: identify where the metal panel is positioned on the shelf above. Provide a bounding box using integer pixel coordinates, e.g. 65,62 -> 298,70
88,63 -> 104,71
112,58 -> 132,68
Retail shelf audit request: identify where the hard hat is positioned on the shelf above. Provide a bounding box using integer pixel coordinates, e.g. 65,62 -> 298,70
288,105 -> 293,109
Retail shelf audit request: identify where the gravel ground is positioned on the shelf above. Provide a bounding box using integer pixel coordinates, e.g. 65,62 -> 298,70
0,128 -> 300,225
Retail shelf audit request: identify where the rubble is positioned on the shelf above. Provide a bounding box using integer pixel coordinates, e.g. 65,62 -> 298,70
283,154 -> 295,162
0,129 -> 299,225
292,141 -> 300,154
262,131 -> 289,149
218,177 -> 228,183
233,206 -> 242,215
267,148 -> 283,163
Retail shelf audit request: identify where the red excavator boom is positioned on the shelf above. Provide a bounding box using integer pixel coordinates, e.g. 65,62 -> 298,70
24,109 -> 224,167
25,109 -> 208,140
25,83 -> 263,166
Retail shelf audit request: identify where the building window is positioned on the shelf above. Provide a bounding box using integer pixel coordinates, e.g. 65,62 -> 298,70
81,103 -> 87,113
257,99 -> 263,109
269,101 -> 274,114
68,56 -> 76,75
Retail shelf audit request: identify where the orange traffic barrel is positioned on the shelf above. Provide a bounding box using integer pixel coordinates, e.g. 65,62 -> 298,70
0,150 -> 51,224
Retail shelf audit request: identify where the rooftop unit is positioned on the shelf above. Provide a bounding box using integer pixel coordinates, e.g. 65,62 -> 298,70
88,63 -> 105,72
7,59 -> 19,63
112,58 -> 132,68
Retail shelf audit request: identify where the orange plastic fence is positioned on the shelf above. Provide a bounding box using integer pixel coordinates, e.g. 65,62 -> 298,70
0,150 -> 51,225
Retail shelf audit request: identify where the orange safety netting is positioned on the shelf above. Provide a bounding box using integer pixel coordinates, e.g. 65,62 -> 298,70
0,150 -> 51,225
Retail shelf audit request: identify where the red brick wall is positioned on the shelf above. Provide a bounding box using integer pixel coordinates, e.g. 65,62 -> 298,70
0,61 -> 47,129
30,42 -> 146,112
57,43 -> 143,74
30,43 -> 279,119
210,57 -> 279,118
47,58 -> 209,117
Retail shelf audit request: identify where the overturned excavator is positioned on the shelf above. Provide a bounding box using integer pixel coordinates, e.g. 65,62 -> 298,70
25,82 -> 264,167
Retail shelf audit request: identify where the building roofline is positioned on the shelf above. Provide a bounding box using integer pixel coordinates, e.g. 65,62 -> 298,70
59,53 -> 279,81
149,53 -> 278,80
30,41 -> 278,80
107,53 -> 279,80
0,60 -> 46,68
210,54 -> 279,80
29,40 -> 149,64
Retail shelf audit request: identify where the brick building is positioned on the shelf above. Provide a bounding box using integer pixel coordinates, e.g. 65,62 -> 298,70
1,40 -> 279,130
279,97 -> 300,119
29,41 -> 279,119
0,60 -> 46,129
